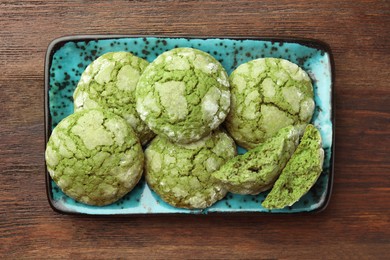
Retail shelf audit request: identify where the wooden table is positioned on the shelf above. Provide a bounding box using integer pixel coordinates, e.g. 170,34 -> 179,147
1,1 -> 389,258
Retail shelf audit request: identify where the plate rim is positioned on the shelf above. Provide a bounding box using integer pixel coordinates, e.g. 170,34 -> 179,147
44,35 -> 335,216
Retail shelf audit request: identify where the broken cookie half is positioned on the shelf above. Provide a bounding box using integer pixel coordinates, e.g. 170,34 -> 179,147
262,124 -> 324,209
212,125 -> 304,195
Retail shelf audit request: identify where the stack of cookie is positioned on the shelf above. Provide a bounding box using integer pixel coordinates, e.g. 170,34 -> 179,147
45,52 -> 150,206
137,48 -> 236,209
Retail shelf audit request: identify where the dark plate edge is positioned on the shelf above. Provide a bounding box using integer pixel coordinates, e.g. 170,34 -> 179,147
44,34 -> 335,216
310,39 -> 335,214
44,38 -> 73,215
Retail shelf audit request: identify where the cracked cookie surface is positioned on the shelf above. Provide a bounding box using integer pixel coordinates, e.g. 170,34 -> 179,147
262,124 -> 324,209
73,52 -> 154,145
45,109 -> 144,206
212,125 -> 302,195
136,48 -> 230,144
144,130 -> 236,209
225,58 -> 314,149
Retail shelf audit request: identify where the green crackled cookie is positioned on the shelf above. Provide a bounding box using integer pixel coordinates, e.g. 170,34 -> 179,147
262,124 -> 324,209
226,58 -> 314,149
45,109 -> 144,206
212,125 -> 302,195
73,52 -> 154,145
144,130 -> 236,209
136,47 -> 231,144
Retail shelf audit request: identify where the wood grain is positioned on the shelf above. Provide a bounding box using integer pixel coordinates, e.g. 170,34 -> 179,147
1,0 -> 389,258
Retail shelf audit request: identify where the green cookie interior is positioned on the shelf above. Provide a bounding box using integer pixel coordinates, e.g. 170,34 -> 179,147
262,124 -> 324,209
212,125 -> 302,195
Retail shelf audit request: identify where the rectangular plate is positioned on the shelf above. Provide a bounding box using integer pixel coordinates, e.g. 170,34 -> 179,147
45,35 -> 335,215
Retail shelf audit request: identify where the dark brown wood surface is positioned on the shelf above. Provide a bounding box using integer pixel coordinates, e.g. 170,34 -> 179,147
1,0 -> 389,258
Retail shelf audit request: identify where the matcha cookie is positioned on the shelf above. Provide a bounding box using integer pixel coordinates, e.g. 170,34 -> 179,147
73,52 -> 154,145
144,130 -> 236,209
262,124 -> 324,209
226,58 -> 314,149
45,109 -> 144,206
212,125 -> 302,195
136,47 -> 230,144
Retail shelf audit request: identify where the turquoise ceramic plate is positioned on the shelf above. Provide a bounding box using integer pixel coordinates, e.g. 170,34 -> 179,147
45,35 -> 335,215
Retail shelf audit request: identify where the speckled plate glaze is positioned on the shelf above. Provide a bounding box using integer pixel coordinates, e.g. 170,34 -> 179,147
45,35 -> 335,215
